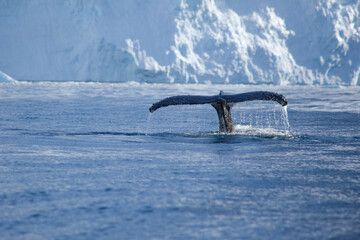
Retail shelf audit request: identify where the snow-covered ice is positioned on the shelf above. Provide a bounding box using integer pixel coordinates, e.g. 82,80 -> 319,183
0,0 -> 359,84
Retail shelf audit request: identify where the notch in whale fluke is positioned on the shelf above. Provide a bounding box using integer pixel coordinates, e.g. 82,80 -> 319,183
149,91 -> 288,133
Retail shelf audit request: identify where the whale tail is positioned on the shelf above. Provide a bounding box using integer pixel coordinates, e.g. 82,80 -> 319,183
149,91 -> 288,133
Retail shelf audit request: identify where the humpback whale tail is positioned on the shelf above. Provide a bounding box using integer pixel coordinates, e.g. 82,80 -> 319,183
149,91 -> 288,133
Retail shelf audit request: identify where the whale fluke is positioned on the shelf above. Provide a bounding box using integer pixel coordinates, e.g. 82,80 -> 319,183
149,91 -> 288,133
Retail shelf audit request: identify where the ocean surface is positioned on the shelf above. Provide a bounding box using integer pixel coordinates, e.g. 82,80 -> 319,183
0,82 -> 359,240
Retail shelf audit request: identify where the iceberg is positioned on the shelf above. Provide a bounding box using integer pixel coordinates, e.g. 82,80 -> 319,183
0,0 -> 359,85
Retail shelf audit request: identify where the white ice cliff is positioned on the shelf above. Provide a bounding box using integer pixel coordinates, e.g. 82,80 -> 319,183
0,0 -> 359,85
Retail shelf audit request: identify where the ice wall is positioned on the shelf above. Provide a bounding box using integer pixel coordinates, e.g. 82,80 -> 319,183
0,0 -> 359,85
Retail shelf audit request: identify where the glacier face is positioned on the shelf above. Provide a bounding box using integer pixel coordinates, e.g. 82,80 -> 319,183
0,0 -> 359,85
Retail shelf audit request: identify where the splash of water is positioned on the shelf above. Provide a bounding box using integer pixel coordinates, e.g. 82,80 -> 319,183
145,113 -> 152,135
233,103 -> 291,132
281,106 -> 291,130
234,124 -> 292,138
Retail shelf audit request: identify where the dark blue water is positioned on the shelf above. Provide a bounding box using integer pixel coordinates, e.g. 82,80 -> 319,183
0,82 -> 359,239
